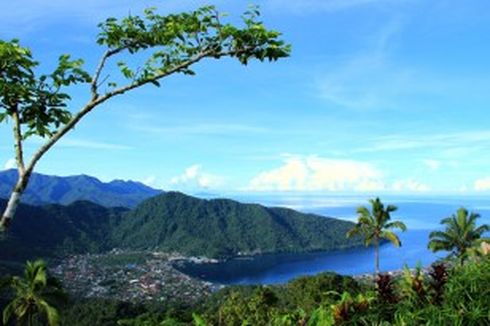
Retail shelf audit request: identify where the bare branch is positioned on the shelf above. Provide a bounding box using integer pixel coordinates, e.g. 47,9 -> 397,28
90,47 -> 125,99
102,49 -> 213,99
97,74 -> 110,89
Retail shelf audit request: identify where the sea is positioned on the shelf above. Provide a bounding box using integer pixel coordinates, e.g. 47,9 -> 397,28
175,194 -> 490,285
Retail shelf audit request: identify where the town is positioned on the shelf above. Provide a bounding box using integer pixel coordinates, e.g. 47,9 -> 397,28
51,250 -> 222,304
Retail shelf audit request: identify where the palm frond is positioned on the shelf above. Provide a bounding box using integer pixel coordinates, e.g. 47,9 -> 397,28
364,232 -> 375,246
474,224 -> 490,236
385,221 -> 407,231
356,206 -> 371,219
381,231 -> 401,247
37,299 -> 60,326
346,226 -> 360,239
386,204 -> 398,213
428,239 -> 453,252
2,299 -> 17,325
428,230 -> 454,241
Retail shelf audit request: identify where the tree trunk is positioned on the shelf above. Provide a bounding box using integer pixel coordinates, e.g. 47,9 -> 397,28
375,237 -> 380,276
0,171 -> 30,230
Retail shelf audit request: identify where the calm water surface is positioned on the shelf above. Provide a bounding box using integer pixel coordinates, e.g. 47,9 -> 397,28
178,194 -> 490,285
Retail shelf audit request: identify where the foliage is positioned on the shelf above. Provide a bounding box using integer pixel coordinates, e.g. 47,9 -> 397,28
197,273 -> 362,325
284,272 -> 362,313
439,256 -> 490,325
428,207 -> 490,264
1,259 -> 65,326
346,198 -> 407,275
427,263 -> 448,305
95,5 -> 290,83
0,40 -> 90,138
62,298 -> 143,326
397,264 -> 428,307
0,199 -> 126,263
375,274 -> 397,305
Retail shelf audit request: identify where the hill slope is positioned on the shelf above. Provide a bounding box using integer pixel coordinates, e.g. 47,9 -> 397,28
113,192 -> 362,258
0,192 -> 362,262
0,199 -> 127,262
0,169 -> 161,208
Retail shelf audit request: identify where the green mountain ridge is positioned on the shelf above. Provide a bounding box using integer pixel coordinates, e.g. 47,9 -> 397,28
0,192 -> 362,262
113,192 -> 363,258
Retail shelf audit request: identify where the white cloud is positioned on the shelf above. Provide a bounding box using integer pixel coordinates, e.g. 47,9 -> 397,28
474,178 -> 490,191
170,165 -> 223,189
3,159 -> 16,170
246,156 -> 430,192
142,176 -> 157,187
423,159 -> 441,171
392,179 -> 430,192
248,155 -> 384,191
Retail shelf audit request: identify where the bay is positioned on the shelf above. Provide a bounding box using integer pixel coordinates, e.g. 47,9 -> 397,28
177,194 -> 490,285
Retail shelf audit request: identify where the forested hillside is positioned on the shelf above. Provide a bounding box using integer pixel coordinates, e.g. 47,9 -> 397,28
0,192 -> 362,262
0,199 -> 127,262
114,192 -> 362,258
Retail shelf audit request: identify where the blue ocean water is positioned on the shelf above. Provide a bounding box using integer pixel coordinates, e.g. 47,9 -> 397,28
179,194 -> 490,285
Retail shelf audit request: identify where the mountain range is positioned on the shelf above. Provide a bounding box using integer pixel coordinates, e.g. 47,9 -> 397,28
0,169 -> 161,208
0,189 -> 362,262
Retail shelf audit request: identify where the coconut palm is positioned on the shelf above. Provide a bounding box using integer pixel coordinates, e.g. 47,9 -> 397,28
428,207 -> 489,264
2,259 -> 65,326
346,198 -> 407,275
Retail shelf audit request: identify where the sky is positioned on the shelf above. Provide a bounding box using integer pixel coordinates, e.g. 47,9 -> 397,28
1,0 -> 490,195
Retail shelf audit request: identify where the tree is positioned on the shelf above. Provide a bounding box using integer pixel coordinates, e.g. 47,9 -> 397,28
2,259 -> 65,326
346,198 -> 407,275
0,5 -> 290,230
428,207 -> 489,264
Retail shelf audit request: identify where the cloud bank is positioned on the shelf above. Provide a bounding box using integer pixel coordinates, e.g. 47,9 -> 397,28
170,165 -> 222,189
247,155 -> 431,193
248,156 -> 383,191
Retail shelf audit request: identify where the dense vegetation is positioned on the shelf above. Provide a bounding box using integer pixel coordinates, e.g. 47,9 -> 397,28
37,256 -> 484,326
0,199 -> 126,264
3,256 -> 487,325
0,170 -> 161,208
113,192 -> 363,258
0,192 -> 362,264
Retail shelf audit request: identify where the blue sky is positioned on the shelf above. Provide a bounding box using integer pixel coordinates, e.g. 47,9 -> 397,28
1,0 -> 490,194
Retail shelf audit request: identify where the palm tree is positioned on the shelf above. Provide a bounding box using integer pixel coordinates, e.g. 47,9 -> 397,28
346,197 -> 407,275
428,207 -> 489,264
2,259 -> 65,326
